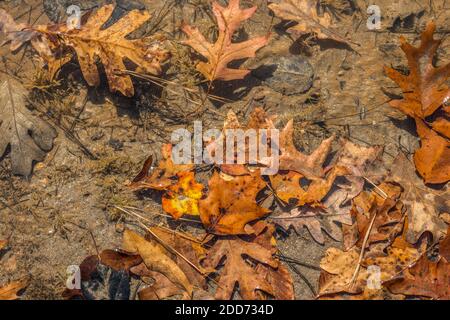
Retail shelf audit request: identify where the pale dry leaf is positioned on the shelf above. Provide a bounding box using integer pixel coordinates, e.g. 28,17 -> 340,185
0,79 -> 57,176
268,0 -> 353,46
389,154 -> 448,244
122,230 -> 193,297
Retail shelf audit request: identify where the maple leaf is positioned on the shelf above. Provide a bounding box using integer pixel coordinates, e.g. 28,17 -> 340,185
162,171 -> 204,219
385,22 -> 450,119
388,153 -> 448,244
386,255 -> 450,300
279,120 -> 335,179
122,230 -> 193,297
0,79 -> 57,176
203,236 -> 278,300
182,0 -> 269,81
268,0 -> 353,46
0,278 -> 29,300
199,171 -> 270,235
130,144 -> 194,191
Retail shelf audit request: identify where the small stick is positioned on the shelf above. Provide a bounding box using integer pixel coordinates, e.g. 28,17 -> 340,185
348,206 -> 378,287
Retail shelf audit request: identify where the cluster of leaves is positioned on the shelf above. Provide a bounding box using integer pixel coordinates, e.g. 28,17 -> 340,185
127,107 -> 448,300
0,0 -> 270,177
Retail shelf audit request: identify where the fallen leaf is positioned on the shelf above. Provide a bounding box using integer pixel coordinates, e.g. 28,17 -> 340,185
2,5 -> 169,96
99,250 -> 143,272
353,195 -> 404,251
385,22 -> 450,183
203,237 -> 278,300
0,9 -> 37,51
199,171 -> 270,235
389,153 -> 448,244
162,171 -> 204,219
385,22 -> 450,119
132,265 -> 189,300
268,0 -> 353,46
122,229 -> 193,297
182,0 -> 269,81
205,108 -> 277,176
276,201 -> 352,245
252,222 -> 295,300
0,78 -> 57,176
386,255 -> 450,300
0,278 -> 28,300
439,228 -> 450,261
413,118 -> 450,184
335,139 -> 385,202
319,248 -> 367,296
279,120 -> 335,179
148,227 -> 209,290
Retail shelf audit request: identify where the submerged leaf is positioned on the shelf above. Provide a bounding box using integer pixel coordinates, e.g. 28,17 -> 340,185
182,0 -> 269,81
0,79 -> 56,176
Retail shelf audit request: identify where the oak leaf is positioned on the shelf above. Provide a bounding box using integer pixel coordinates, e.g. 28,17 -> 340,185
122,229 -> 193,297
385,22 -> 450,183
1,6 -> 169,97
334,139 -> 385,202
385,22 -> 450,119
182,0 -> 269,81
0,79 -> 57,176
199,171 -> 270,235
386,255 -> 449,300
268,0 -> 353,46
203,236 -> 278,300
275,200 -> 352,245
389,153 -> 448,244
279,120 -> 335,179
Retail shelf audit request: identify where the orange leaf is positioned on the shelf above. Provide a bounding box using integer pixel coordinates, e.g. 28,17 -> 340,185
385,22 -> 450,119
199,171 -> 269,235
414,118 -> 450,184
